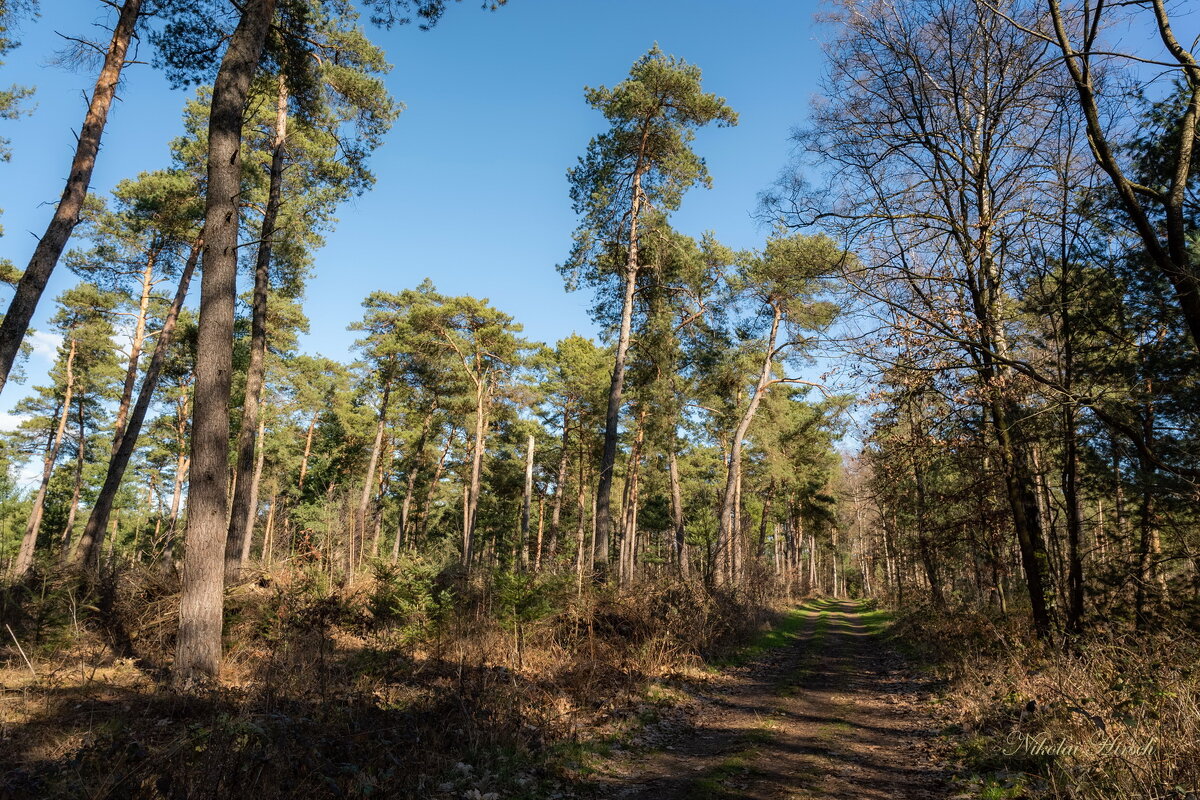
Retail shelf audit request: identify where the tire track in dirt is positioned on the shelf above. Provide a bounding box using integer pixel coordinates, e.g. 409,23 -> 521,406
595,599 -> 948,799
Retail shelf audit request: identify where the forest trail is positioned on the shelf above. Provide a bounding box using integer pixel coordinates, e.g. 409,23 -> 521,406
596,599 -> 948,799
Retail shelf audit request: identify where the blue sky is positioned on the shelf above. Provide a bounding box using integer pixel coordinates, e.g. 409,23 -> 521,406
0,0 -> 825,427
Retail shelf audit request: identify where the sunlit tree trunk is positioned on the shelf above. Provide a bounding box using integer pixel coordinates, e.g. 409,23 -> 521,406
0,0 -> 143,394
15,339 -> 76,575
77,239 -> 200,567
717,304 -> 781,586
176,0 -> 277,684
226,77 -> 287,579
58,395 -> 87,559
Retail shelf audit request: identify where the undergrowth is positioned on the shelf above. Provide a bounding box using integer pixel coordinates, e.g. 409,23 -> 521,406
0,556 -> 785,799
891,600 -> 1200,800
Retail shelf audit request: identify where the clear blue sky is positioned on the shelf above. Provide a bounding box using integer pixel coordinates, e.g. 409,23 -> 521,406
0,0 -> 825,422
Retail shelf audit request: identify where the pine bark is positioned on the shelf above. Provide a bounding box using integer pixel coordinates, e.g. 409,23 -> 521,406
716,304 -> 781,586
226,77 -> 287,579
176,0 -> 277,684
0,0 -> 144,394
76,239 -> 201,567
58,395 -> 87,560
15,339 -> 76,575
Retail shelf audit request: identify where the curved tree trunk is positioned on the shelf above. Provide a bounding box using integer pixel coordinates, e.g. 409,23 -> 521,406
14,338 -> 76,575
112,251 -> 158,449
716,304 -> 781,586
58,395 -> 87,560
0,0 -> 143,394
76,239 -> 201,567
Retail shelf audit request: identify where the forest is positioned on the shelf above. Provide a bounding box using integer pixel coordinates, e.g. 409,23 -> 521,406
0,1 -> 1197,798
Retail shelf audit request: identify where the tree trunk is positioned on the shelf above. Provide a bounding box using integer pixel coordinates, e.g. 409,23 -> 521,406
112,252 -> 158,449
176,0 -> 276,685
356,380 -> 391,570
418,431 -> 453,540
520,433 -> 534,570
594,164 -> 646,581
0,0 -> 144,394
992,398 -> 1053,639
58,394 -> 87,560
394,406 -> 435,559
668,448 -> 687,577
297,409 -> 319,492
549,408 -> 570,556
226,77 -> 287,580
463,380 -> 488,567
238,416 -> 267,565
15,338 -> 76,575
717,304 -> 781,586
76,238 -> 201,567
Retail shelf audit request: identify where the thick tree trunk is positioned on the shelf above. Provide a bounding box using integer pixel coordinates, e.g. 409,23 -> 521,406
0,0 -> 143,394
76,239 -> 201,567
226,77 -> 287,579
176,0 -> 276,685
15,339 -> 76,575
992,398 -> 1053,639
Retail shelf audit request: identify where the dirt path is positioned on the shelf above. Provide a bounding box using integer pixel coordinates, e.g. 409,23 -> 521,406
595,599 -> 948,799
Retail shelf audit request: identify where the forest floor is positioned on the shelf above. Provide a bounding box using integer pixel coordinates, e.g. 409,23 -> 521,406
586,598 -> 949,799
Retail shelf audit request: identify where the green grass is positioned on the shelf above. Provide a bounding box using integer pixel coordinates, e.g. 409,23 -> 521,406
721,605 -> 812,666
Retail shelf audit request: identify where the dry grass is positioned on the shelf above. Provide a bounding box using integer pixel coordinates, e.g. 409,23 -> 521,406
0,559 -> 783,799
892,602 -> 1200,799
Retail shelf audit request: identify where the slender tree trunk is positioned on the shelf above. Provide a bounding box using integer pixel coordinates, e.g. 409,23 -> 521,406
238,416 -> 267,565
356,380 -> 391,570
549,408 -> 570,554
112,253 -> 158,449
535,494 -> 546,570
619,409 -> 645,585
394,407 -> 435,559
520,433 -> 534,570
15,339 -> 76,574
418,431 -> 452,540
77,239 -> 201,567
594,164 -> 646,581
463,379 -> 488,567
298,410 -> 319,492
262,488 -> 277,567
575,454 -> 588,595
226,77 -> 287,579
717,304 -> 781,585
668,449 -> 687,577
176,0 -> 277,684
58,394 -> 87,560
168,399 -> 190,531
0,0 -> 144,394
758,484 -> 773,561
